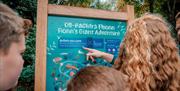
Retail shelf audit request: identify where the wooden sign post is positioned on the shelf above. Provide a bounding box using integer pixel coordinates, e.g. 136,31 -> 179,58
35,0 -> 134,91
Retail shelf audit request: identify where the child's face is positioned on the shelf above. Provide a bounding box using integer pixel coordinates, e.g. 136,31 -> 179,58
176,18 -> 180,41
0,34 -> 26,90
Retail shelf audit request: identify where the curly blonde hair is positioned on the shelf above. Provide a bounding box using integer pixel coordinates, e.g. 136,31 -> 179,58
114,14 -> 180,91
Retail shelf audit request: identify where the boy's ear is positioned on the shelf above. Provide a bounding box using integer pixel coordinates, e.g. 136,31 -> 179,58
23,19 -> 32,36
23,19 -> 32,30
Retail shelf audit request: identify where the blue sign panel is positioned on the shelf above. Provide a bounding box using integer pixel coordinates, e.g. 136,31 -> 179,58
47,15 -> 127,91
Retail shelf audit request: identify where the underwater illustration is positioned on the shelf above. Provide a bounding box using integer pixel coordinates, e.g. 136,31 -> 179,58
47,16 -> 127,91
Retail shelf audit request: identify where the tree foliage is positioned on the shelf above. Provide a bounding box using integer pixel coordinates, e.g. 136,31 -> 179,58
117,0 -> 177,38
49,0 -> 93,7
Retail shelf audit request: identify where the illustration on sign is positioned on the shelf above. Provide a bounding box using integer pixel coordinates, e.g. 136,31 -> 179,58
46,15 -> 127,91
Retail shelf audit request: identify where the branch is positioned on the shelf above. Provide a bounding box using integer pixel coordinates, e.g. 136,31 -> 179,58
167,0 -> 171,13
173,0 -> 176,12
56,0 -> 61,5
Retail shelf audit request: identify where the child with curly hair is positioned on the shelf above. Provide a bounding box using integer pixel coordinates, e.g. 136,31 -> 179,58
114,14 -> 180,91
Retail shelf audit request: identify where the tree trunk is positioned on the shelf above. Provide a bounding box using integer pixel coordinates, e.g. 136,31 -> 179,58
148,0 -> 154,13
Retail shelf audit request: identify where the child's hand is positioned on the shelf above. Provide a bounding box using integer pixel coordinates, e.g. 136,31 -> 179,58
83,47 -> 105,61
83,47 -> 114,63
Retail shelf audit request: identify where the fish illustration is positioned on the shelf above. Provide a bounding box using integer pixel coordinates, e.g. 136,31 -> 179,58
53,57 -> 62,63
66,65 -> 78,70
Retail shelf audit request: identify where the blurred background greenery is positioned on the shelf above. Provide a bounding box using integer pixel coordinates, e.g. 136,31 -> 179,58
0,0 -> 179,90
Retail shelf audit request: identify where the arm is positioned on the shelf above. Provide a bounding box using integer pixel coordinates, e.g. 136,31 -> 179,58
83,47 -> 114,63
